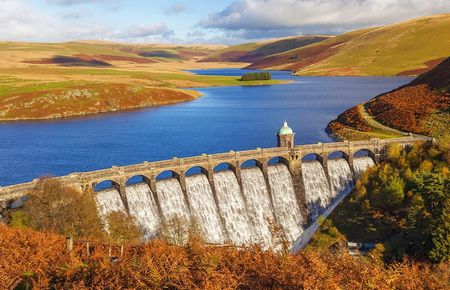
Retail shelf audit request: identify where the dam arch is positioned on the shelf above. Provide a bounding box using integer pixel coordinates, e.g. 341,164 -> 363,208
327,151 -> 350,162
184,166 -> 209,177
155,169 -> 181,181
94,179 -> 121,192
240,159 -> 264,170
301,152 -> 323,163
213,162 -> 237,173
353,148 -> 376,160
268,156 -> 290,167
125,175 -> 151,186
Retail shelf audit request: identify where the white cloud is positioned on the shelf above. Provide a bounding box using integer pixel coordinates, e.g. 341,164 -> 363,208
200,0 -> 450,36
113,23 -> 174,38
164,3 -> 189,15
47,0 -> 106,6
0,0 -> 56,41
0,0 -> 173,42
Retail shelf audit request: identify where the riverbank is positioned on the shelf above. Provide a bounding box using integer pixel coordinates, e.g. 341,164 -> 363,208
0,66 -> 285,121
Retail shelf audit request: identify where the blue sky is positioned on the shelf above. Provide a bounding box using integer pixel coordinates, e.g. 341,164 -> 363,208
1,0 -> 449,44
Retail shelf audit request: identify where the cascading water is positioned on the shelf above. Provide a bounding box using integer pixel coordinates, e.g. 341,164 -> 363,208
241,167 -> 275,248
186,174 -> 226,243
327,159 -> 354,197
156,178 -> 190,223
93,155 -> 377,249
268,164 -> 303,244
353,157 -> 375,177
213,170 -> 254,246
125,183 -> 161,240
301,160 -> 332,222
95,188 -> 126,230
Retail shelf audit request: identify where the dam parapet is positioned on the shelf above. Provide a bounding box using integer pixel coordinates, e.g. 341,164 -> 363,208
0,135 -> 430,202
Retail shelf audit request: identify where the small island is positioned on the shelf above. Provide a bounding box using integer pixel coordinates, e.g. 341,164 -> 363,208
240,71 -> 272,81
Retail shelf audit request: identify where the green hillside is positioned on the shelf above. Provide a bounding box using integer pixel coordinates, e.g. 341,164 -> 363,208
202,36 -> 330,63
248,14 -> 450,76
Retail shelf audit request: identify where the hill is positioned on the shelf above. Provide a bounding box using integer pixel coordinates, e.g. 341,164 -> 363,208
327,57 -> 450,141
201,35 -> 330,63
246,14 -> 450,76
0,41 -> 285,121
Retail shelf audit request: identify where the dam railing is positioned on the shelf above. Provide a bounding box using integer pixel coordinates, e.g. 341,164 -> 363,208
0,136 -> 430,202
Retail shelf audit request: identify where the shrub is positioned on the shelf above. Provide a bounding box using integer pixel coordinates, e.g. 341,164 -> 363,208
17,178 -> 105,240
240,72 -> 272,81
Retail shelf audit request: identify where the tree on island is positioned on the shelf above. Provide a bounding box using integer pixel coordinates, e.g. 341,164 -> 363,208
240,71 -> 272,81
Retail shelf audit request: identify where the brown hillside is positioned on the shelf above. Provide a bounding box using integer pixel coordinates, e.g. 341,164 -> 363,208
328,57 -> 450,140
397,57 -> 447,76
203,36 -> 329,63
248,41 -> 343,70
408,57 -> 450,90
1,224 -> 448,289
367,84 -> 449,133
0,84 -> 198,121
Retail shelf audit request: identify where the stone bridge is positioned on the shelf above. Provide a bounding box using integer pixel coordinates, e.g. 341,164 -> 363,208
0,136 -> 430,205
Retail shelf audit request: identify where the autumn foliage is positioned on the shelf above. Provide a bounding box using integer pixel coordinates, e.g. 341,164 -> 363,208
328,106 -> 371,133
0,224 -> 449,289
367,84 -> 449,134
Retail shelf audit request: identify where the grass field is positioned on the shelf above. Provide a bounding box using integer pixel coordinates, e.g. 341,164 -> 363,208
245,14 -> 450,76
0,41 -> 285,121
298,14 -> 450,76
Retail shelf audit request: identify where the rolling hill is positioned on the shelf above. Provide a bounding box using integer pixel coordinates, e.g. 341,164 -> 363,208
0,41 -> 286,121
215,14 -> 450,76
328,57 -> 450,141
201,35 -> 330,63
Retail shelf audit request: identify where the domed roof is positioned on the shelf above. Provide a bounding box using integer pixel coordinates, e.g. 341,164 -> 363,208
278,121 -> 294,135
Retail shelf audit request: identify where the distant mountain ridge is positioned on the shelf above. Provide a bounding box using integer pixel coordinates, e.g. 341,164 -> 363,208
203,13 -> 450,77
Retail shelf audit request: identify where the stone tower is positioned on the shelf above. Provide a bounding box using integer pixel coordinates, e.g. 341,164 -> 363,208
277,121 -> 295,148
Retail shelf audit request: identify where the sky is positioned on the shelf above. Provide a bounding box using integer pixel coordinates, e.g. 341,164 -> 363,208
1,0 -> 449,44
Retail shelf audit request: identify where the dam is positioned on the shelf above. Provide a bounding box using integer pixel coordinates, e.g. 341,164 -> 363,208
0,123 -> 430,249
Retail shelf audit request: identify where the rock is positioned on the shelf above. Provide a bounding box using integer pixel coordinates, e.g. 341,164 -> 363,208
10,196 -> 28,209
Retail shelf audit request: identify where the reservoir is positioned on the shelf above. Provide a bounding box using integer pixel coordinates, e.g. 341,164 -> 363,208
0,69 -> 412,186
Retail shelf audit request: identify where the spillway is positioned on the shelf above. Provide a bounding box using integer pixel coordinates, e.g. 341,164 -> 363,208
268,164 -> 303,244
125,183 -> 161,240
327,159 -> 354,197
94,188 -> 126,231
186,174 -> 226,243
353,157 -> 375,177
94,156 -> 376,248
241,167 -> 275,248
213,170 -> 253,245
156,178 -> 190,223
301,160 -> 332,221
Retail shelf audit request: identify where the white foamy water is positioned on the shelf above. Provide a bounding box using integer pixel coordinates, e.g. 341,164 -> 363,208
241,167 -> 274,248
186,174 -> 226,243
213,170 -> 254,245
156,178 -> 190,222
327,159 -> 354,197
301,161 -> 332,222
125,183 -> 161,240
94,155 -> 376,249
353,156 -> 375,177
95,188 -> 127,230
268,164 -> 303,243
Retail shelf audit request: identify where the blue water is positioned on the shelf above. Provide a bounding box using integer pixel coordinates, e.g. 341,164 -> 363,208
0,69 -> 413,186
